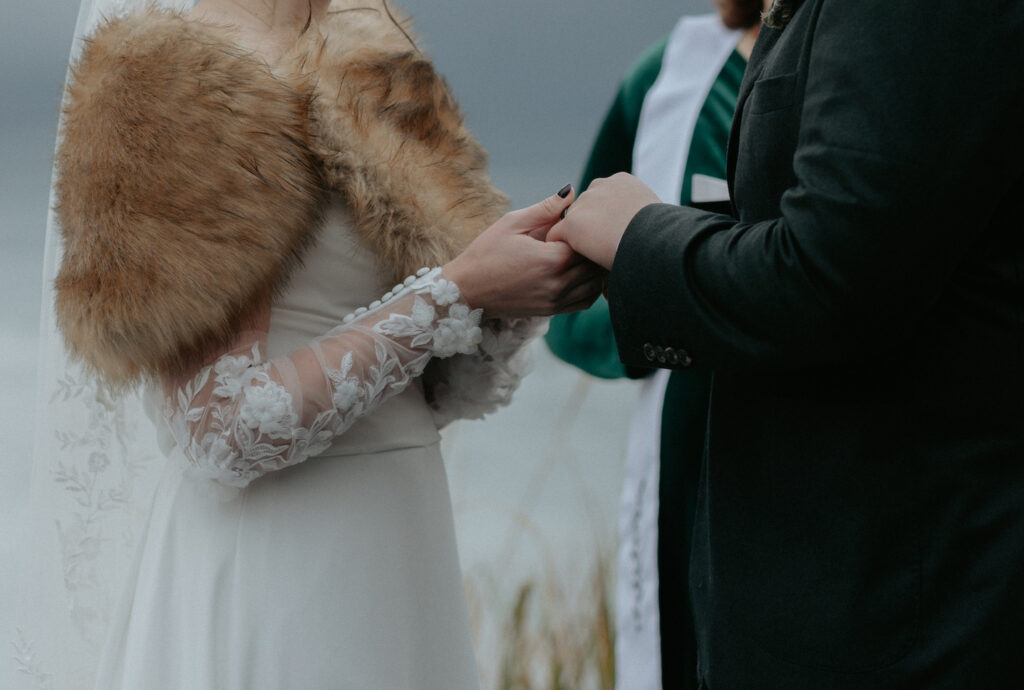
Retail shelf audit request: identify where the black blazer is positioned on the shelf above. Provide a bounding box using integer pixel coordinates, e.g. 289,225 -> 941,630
607,1 -> 1024,687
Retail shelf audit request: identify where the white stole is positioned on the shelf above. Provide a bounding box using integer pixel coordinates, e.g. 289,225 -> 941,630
614,14 -> 740,690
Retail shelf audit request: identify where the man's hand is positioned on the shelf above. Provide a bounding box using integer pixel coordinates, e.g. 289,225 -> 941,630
548,173 -> 660,270
444,186 -> 605,317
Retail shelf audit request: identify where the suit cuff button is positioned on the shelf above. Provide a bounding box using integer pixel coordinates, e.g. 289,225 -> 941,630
665,347 -> 679,365
642,343 -> 656,362
679,350 -> 693,367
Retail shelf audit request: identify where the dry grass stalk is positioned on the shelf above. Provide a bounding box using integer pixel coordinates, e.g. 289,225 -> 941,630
467,551 -> 616,690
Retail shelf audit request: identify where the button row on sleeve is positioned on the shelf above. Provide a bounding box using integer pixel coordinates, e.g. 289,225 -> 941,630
642,343 -> 692,367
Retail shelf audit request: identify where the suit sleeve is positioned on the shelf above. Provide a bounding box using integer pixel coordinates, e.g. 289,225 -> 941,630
608,0 -> 1024,372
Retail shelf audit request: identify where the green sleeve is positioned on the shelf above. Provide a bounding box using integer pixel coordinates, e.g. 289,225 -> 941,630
545,39 -> 667,380
544,297 -> 627,380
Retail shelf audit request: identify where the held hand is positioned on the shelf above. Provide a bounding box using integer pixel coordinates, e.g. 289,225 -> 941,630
548,173 -> 660,270
443,186 -> 605,317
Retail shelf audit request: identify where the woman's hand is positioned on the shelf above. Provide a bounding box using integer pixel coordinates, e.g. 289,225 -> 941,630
444,186 -> 605,317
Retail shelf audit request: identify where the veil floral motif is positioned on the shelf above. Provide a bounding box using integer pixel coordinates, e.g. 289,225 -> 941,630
14,2 -> 192,688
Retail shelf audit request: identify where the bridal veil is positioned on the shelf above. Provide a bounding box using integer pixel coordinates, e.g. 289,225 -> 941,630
16,2 -> 193,688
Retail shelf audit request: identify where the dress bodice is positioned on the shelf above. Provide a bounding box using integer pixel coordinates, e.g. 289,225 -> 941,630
265,194 -> 441,457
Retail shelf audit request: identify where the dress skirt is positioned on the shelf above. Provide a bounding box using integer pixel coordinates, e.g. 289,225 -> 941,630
93,442 -> 480,690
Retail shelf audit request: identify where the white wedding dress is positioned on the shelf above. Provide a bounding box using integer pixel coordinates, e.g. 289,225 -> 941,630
92,198 -> 492,689
17,4 -> 540,688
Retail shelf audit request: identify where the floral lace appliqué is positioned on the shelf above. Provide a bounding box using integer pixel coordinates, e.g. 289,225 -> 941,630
165,267 -> 484,488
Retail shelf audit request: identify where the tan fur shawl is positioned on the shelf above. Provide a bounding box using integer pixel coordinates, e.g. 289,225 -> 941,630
55,3 -> 507,386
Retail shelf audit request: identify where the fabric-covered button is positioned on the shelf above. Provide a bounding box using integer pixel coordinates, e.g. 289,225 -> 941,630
643,343 -> 656,361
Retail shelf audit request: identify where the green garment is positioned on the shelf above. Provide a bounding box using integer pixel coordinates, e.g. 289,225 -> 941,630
545,39 -> 667,381
544,41 -> 745,690
545,47 -> 746,378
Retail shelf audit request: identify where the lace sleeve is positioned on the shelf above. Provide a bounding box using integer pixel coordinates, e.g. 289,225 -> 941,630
163,267 -> 482,488
422,316 -> 548,429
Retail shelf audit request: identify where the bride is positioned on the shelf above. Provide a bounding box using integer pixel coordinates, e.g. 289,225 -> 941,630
21,0 -> 600,688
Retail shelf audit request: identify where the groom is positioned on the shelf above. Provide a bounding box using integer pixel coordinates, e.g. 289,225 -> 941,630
550,0 -> 1024,687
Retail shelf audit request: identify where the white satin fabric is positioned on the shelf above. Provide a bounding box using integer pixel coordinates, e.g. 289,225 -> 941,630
96,445 -> 479,689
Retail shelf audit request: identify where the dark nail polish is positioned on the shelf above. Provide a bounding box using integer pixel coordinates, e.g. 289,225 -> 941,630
557,183 -> 572,199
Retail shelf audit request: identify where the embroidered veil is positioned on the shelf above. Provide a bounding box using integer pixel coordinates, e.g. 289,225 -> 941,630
15,3 -> 231,687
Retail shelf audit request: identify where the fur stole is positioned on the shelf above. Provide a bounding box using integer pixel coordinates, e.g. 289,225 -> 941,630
55,3 -> 507,386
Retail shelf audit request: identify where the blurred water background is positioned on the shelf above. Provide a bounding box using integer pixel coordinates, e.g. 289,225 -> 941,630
1,1 -> 708,686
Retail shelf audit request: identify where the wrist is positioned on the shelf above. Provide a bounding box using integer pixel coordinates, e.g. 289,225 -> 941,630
441,256 -> 482,311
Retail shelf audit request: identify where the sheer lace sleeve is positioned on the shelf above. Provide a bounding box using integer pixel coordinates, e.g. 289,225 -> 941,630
422,316 -> 548,429
163,267 -> 482,488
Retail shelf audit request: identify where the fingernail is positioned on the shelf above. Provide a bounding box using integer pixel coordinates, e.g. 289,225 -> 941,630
557,183 -> 572,198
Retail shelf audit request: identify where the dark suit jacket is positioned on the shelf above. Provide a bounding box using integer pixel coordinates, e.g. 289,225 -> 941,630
607,1 -> 1024,687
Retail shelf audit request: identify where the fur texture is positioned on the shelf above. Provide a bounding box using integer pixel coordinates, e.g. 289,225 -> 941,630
55,2 -> 508,386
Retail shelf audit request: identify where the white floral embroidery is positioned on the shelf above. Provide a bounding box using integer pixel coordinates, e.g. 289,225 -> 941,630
87,450 -> 110,473
429,278 -> 461,306
165,268 -> 486,488
329,352 -> 362,412
376,296 -> 438,346
13,628 -> 53,689
212,349 -> 257,398
433,304 -> 483,358
238,376 -> 298,439
424,316 -> 549,428
204,436 -> 237,468
17,363 -> 164,686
